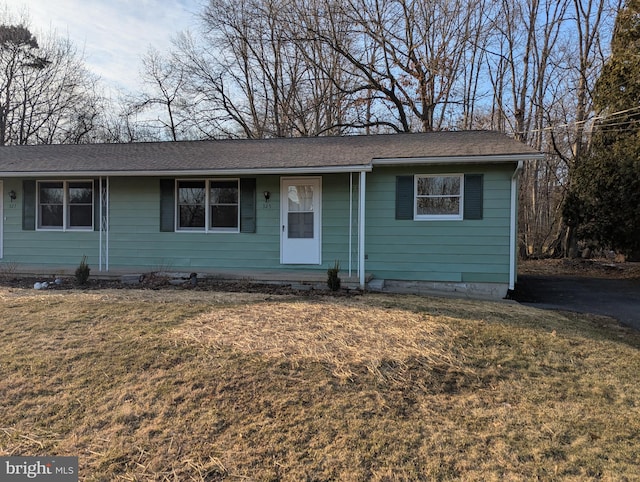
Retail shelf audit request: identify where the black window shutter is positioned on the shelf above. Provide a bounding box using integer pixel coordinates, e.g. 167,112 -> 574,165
395,175 -> 414,220
464,174 -> 483,220
240,178 -> 256,233
22,180 -> 36,230
159,179 -> 175,232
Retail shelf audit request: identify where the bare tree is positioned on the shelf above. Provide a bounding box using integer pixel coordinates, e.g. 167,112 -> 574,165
481,0 -> 612,258
164,0 -> 487,137
545,0 -> 618,257
167,0 -> 353,138
457,0 -> 492,130
300,0 -> 483,132
0,23 -> 46,145
185,0 -> 371,138
128,47 -> 191,141
95,96 -> 165,143
0,17 -> 102,145
27,35 -> 102,145
516,0 -> 569,257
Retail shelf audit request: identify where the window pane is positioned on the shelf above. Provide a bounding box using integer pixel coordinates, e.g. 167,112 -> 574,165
210,180 -> 238,229
415,175 -> 462,217
68,182 -> 93,204
288,212 -> 314,238
179,205 -> 205,228
178,181 -> 205,204
417,197 -> 460,215
39,182 -> 63,204
40,205 -> 63,227
210,181 -> 238,204
288,185 -> 314,211
69,205 -> 93,227
211,205 -> 238,228
417,176 -> 460,196
39,182 -> 63,228
178,181 -> 205,229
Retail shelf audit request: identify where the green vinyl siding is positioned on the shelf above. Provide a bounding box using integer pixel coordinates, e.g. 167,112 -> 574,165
321,174 -> 360,268
107,177 -> 282,271
1,175 -> 361,274
2,165 -> 515,285
107,175 -> 357,272
2,178 -> 99,270
364,164 -> 516,284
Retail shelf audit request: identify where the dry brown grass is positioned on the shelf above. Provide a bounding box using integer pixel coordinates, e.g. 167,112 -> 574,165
177,301 -> 465,381
1,287 -> 640,480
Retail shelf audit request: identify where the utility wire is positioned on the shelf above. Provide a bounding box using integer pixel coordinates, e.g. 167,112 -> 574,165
515,105 -> 640,136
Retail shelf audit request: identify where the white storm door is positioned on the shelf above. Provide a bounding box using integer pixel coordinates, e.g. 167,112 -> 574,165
281,177 -> 321,264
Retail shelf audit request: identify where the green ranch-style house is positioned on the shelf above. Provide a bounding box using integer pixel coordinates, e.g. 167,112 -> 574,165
0,131 -> 543,298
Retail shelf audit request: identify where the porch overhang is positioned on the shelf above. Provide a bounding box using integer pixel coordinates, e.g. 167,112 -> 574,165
0,165 -> 373,178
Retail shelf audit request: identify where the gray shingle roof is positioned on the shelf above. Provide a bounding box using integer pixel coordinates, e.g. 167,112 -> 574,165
0,131 -> 543,176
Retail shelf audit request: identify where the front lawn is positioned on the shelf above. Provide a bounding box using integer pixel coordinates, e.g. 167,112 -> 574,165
1,288 -> 639,480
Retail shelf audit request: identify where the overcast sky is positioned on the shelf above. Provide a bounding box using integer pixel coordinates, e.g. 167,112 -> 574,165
7,0 -> 202,94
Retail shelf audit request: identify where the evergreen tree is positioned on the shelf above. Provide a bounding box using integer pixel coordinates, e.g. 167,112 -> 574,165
565,0 -> 640,259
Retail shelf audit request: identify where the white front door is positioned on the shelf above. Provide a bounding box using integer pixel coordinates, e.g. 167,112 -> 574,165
281,177 -> 321,264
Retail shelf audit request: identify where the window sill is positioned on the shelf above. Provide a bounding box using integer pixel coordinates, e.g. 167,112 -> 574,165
175,229 -> 240,234
36,227 -> 94,232
414,216 -> 463,221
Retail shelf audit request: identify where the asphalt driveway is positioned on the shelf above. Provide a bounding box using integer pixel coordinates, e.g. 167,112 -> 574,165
514,275 -> 640,330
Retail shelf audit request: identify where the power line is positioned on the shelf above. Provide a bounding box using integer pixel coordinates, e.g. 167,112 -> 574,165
516,105 -> 640,136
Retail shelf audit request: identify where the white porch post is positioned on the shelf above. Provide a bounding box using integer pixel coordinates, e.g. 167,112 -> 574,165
99,177 -> 110,272
348,172 -> 353,278
359,170 -> 366,289
99,177 -> 102,272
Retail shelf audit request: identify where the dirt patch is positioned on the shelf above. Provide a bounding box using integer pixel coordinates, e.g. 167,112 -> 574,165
520,258 -> 640,279
0,273 -> 351,297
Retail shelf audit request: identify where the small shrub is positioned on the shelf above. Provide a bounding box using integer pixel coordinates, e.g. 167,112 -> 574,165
75,256 -> 90,285
0,261 -> 19,280
327,260 -> 341,291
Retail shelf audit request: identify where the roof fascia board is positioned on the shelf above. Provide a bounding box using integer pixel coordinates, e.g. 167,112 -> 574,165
372,153 -> 545,165
0,165 -> 373,178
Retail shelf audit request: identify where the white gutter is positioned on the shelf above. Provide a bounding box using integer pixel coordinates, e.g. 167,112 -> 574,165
372,154 -> 545,166
359,171 -> 366,289
0,165 -> 373,178
509,161 -> 524,291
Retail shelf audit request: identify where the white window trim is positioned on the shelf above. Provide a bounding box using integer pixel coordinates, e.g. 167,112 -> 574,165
414,173 -> 464,221
175,178 -> 240,233
36,180 -> 94,231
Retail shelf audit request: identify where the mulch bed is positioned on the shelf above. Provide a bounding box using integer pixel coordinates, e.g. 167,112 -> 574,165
0,273 -> 358,297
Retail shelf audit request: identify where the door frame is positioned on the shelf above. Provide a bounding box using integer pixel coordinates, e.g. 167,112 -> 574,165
280,176 -> 322,265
